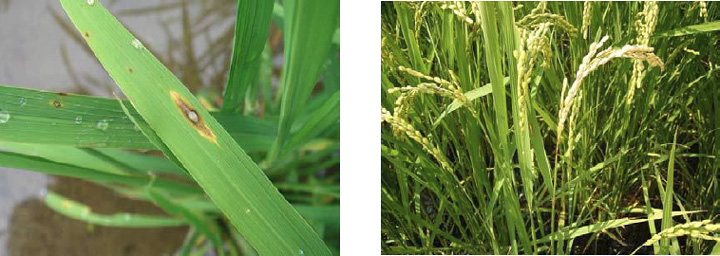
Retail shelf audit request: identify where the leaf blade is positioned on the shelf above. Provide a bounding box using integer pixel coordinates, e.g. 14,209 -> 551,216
654,21 -> 720,38
45,191 -> 187,227
221,0 -> 275,113
59,1 -> 330,254
268,0 -> 340,163
0,84 -> 275,151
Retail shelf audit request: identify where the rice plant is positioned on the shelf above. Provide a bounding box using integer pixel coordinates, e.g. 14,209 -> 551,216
0,0 -> 339,255
380,1 -> 720,254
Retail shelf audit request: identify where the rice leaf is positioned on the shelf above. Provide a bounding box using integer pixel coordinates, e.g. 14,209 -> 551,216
45,191 -> 187,227
479,2 -> 527,253
271,2 -> 285,29
0,150 -> 201,195
432,80 -> 499,128
221,0 -> 274,113
147,189 -> 225,255
95,148 -> 186,176
283,91 -> 339,155
654,21 -> 720,38
536,210 -> 703,243
268,0 -> 340,163
59,1 -> 330,254
0,84 -> 275,151
712,241 -> 720,255
0,141 -> 129,175
660,129 -> 679,254
322,45 -> 341,94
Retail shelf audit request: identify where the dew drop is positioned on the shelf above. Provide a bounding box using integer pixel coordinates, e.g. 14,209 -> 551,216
133,124 -> 140,131
0,110 -> 10,123
75,116 -> 83,124
245,208 -> 251,214
19,97 -> 26,107
96,119 -> 109,130
87,0 -> 95,5
298,249 -> 304,255
131,39 -> 144,50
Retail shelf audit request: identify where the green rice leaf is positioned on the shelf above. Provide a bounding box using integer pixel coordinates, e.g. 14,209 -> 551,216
271,2 -> 284,29
148,189 -> 225,255
0,84 -> 275,152
95,148 -> 186,176
59,1 -> 330,255
0,141 -> 128,175
283,91 -> 339,155
479,2 -> 529,253
44,191 -> 187,227
0,149 -> 201,194
654,21 -> 720,38
221,0 -> 274,113
322,45 -> 340,94
660,130 -> 679,254
711,241 -> 720,255
268,0 -> 340,163
432,80 -> 500,128
536,210 -> 703,243
0,84 -> 152,148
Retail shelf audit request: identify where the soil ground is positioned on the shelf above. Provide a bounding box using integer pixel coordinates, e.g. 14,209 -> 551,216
6,177 -> 187,256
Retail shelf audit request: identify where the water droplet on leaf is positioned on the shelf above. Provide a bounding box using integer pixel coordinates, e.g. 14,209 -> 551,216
87,0 -> 95,5
19,97 -> 26,107
75,116 -> 83,124
131,39 -> 144,50
96,119 -> 109,130
245,209 -> 251,214
298,249 -> 304,255
0,110 -> 10,123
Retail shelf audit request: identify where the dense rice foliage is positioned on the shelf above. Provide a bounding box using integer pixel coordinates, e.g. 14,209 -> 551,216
380,1 -> 720,254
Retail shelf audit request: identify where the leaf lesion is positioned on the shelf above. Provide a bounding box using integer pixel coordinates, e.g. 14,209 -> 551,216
169,91 -> 216,144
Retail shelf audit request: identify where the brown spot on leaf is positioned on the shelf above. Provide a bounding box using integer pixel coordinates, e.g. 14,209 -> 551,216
83,31 -> 90,38
52,100 -> 63,108
57,92 -> 68,96
169,91 -> 217,144
128,68 -> 133,73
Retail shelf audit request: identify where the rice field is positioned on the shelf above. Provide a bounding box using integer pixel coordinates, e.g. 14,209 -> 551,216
380,1 -> 720,254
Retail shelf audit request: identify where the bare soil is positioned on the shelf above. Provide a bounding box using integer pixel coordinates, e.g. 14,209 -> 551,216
6,177 -> 187,256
